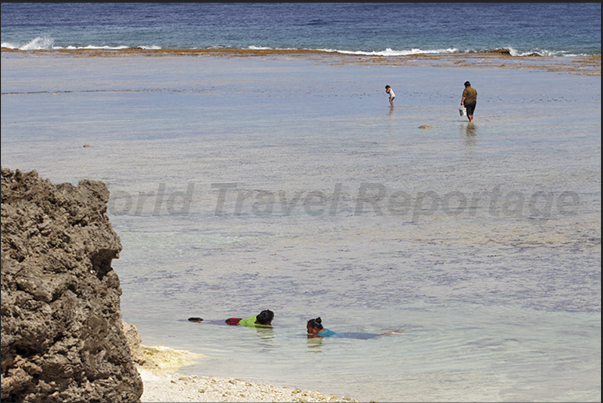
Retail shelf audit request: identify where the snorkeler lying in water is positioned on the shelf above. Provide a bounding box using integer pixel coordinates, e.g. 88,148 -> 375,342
188,309 -> 274,328
306,317 -> 401,339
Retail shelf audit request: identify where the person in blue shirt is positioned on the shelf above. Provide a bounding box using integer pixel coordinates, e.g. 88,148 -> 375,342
306,317 -> 401,339
306,317 -> 344,338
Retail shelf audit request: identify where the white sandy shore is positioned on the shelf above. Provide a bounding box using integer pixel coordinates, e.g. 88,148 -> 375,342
137,345 -> 359,402
139,369 -> 359,402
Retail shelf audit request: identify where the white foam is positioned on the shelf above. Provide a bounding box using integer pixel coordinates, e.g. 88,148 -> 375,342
18,36 -> 55,50
1,38 -> 592,57
63,45 -> 131,50
505,47 -> 581,57
0,36 -> 164,51
317,47 -> 460,56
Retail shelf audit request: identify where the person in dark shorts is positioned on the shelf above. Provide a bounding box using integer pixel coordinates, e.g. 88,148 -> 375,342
460,81 -> 477,122
225,310 -> 274,327
188,309 -> 274,328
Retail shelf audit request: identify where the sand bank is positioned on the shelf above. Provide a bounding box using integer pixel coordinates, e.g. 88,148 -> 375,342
139,370 -> 360,403
1,47 -> 600,76
137,345 -> 360,403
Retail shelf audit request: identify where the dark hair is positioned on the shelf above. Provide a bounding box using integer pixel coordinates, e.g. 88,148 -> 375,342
307,317 -> 324,330
256,310 -> 274,325
385,85 -> 391,89
464,81 -> 471,87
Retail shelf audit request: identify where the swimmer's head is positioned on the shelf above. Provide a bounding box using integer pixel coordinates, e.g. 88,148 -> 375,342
307,317 -> 324,333
256,310 -> 274,325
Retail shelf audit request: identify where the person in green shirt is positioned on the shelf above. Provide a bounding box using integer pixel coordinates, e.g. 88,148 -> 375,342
230,310 -> 274,327
188,309 -> 274,328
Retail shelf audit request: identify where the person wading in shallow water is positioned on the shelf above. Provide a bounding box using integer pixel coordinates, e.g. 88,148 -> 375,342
385,85 -> 396,107
460,81 -> 478,122
188,309 -> 274,327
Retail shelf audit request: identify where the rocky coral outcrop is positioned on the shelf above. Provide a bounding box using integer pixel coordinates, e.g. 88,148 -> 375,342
122,320 -> 158,368
1,168 -> 143,402
483,48 -> 513,56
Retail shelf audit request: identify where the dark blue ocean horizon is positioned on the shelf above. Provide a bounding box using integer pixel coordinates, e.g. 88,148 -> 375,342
1,3 -> 601,57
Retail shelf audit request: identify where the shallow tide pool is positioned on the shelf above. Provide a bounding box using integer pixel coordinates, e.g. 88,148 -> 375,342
1,54 -> 600,401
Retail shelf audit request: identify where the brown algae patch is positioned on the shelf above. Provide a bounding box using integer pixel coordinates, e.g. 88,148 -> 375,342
2,47 -> 599,76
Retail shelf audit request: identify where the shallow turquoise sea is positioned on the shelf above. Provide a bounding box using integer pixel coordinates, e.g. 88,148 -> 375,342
1,54 -> 601,401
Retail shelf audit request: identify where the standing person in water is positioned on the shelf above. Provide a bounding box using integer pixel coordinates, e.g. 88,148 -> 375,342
460,81 -> 478,122
306,317 -> 401,339
188,309 -> 274,328
385,85 -> 395,107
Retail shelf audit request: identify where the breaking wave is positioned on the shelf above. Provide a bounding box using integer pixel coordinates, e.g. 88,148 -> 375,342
1,36 -> 162,51
2,36 -> 55,50
1,37 -> 594,58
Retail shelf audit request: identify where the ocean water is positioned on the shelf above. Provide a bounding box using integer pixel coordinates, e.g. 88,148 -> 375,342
1,2 -> 601,57
1,3 -> 601,402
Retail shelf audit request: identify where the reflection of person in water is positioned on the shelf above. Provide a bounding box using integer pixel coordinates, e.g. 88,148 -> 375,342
188,309 -> 274,328
306,317 -> 401,339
